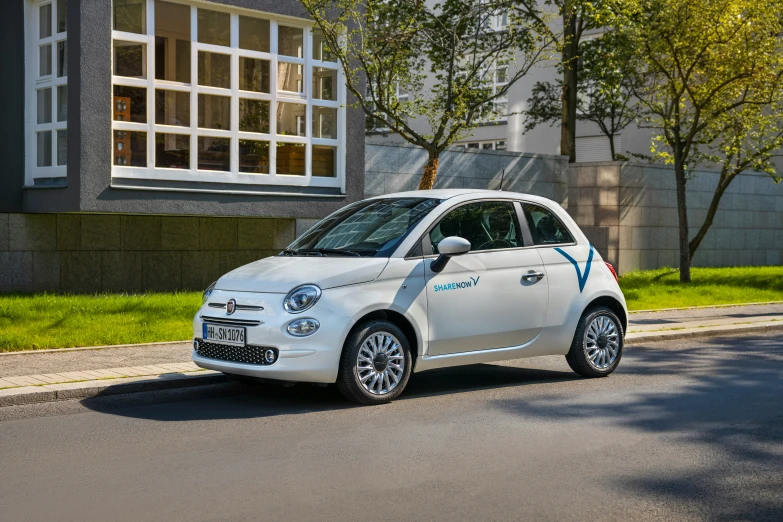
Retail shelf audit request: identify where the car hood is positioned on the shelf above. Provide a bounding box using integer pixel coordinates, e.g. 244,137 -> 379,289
215,255 -> 390,294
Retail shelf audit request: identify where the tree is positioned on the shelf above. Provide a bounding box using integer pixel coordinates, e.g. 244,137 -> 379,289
517,0 -> 621,162
523,31 -> 638,160
300,0 -> 555,189
618,0 -> 783,282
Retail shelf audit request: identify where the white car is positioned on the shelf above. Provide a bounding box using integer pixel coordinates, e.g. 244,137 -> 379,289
193,189 -> 627,404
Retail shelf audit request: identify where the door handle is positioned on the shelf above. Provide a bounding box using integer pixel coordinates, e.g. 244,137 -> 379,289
522,271 -> 545,282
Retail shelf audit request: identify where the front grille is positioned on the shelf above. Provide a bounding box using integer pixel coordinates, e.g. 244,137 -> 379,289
199,315 -> 262,326
195,340 -> 277,365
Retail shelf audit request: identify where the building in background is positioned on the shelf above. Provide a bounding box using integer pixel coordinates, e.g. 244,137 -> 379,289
0,0 -> 364,293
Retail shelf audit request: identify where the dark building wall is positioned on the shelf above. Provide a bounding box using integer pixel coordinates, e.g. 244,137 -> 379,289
0,1 -> 25,213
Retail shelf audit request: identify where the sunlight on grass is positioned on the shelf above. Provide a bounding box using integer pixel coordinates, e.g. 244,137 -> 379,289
620,266 -> 783,311
0,292 -> 202,352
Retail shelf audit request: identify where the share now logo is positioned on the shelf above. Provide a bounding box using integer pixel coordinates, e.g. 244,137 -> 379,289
434,276 -> 480,293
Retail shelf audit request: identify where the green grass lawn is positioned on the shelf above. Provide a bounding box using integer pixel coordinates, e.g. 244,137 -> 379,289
620,266 -> 783,311
0,266 -> 781,352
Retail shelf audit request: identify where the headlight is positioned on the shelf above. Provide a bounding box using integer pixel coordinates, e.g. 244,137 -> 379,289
202,281 -> 216,304
283,284 -> 321,314
287,318 -> 320,337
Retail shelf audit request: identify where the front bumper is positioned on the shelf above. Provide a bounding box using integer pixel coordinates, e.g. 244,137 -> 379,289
192,289 -> 354,384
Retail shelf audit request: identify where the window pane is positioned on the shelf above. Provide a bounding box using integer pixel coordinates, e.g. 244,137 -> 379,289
496,140 -> 506,150
198,137 -> 230,171
57,130 -> 67,166
40,4 -> 52,38
239,16 -> 269,52
37,88 -> 52,124
239,58 -> 270,93
239,140 -> 270,174
522,204 -> 574,245
114,130 -> 147,167
430,201 -> 522,253
277,102 -> 306,136
57,40 -> 67,77
155,90 -> 190,127
276,143 -> 305,175
57,85 -> 67,122
198,9 -> 230,46
312,107 -> 337,139
277,62 -> 303,93
113,41 -> 146,78
278,26 -> 303,58
239,99 -> 270,134
39,45 -> 52,77
313,67 -> 337,100
37,131 -> 52,167
482,143 -> 493,150
312,145 -> 336,177
198,94 -> 230,130
114,0 -> 146,34
113,85 -> 147,123
312,29 -> 335,62
57,0 -> 67,33
155,0 -> 191,82
156,133 -> 190,169
198,51 -> 230,88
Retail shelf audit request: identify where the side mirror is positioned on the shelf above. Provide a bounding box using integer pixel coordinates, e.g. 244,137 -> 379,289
431,236 -> 471,273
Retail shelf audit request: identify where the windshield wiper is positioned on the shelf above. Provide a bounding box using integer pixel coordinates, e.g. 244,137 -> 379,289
297,248 -> 362,257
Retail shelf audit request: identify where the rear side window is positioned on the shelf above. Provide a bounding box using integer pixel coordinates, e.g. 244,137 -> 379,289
522,203 -> 574,246
430,201 -> 523,253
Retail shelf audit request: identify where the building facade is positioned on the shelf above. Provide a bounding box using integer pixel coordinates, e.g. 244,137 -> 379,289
1,0 -> 365,293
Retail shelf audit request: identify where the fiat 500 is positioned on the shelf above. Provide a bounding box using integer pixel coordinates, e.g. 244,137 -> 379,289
193,189 -> 627,404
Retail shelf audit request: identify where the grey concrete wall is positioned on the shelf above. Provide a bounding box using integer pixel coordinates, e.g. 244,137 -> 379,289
365,143 -> 569,204
568,162 -> 783,274
0,214 -> 295,294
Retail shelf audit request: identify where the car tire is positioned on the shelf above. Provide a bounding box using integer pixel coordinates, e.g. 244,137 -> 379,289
566,306 -> 624,378
336,320 -> 413,405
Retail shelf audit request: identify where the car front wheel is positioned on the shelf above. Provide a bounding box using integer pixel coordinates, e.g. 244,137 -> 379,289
566,306 -> 623,378
336,320 -> 413,405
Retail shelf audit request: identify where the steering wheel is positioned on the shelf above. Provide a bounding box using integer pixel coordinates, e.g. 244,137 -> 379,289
476,239 -> 513,251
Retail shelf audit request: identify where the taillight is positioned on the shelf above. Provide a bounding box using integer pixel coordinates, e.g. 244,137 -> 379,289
605,262 -> 618,282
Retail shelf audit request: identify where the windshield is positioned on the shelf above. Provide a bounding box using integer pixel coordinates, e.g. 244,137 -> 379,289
284,198 -> 442,257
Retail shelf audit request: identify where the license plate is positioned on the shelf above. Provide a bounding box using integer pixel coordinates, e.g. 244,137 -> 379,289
202,324 -> 246,346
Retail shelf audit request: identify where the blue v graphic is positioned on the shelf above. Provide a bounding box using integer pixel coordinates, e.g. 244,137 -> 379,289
554,245 -> 594,293
469,276 -> 480,286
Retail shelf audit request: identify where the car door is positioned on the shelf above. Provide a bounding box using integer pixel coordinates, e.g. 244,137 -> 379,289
424,200 -> 548,356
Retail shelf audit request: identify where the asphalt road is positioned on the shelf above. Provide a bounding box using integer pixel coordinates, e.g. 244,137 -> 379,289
2,332 -> 782,521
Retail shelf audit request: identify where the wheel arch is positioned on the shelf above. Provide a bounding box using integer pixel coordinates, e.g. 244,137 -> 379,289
586,295 -> 628,334
344,310 -> 420,367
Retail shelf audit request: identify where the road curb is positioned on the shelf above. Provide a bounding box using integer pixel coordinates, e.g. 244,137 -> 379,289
0,372 -> 226,408
626,321 -> 783,345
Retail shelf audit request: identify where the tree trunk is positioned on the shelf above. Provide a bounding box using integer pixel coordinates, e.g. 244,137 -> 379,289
561,6 -> 578,163
418,152 -> 440,190
674,156 -> 691,283
688,174 -> 729,257
608,133 -> 616,161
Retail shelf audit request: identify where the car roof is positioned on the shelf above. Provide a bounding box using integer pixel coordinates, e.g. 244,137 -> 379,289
369,188 -> 553,204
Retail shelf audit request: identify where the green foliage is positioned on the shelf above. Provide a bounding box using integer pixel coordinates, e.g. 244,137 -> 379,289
299,0 -> 555,186
620,266 -> 783,310
0,293 -> 201,351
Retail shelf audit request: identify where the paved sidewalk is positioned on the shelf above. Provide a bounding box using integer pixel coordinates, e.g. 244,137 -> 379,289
0,303 -> 780,405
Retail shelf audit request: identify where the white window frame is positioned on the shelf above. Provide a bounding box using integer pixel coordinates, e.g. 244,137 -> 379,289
25,0 -> 68,184
366,83 -> 408,133
111,0 -> 346,192
456,140 -> 506,151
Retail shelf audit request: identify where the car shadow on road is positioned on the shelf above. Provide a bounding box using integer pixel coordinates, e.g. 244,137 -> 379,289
491,334 -> 783,521
80,364 -> 576,421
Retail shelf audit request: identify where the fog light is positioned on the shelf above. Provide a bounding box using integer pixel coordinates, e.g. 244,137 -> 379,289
264,349 -> 277,364
193,340 -> 200,350
287,318 -> 320,337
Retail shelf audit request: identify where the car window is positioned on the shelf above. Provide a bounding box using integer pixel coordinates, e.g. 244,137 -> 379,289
522,203 -> 574,245
429,201 -> 522,254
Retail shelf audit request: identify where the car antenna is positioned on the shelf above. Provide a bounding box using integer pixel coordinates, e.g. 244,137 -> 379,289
498,168 -> 505,191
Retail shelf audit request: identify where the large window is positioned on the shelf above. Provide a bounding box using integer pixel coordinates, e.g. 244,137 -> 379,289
111,0 -> 344,190
27,0 -> 68,183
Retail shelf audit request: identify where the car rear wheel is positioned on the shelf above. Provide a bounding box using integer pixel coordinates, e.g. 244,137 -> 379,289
336,320 -> 412,405
566,306 -> 623,378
